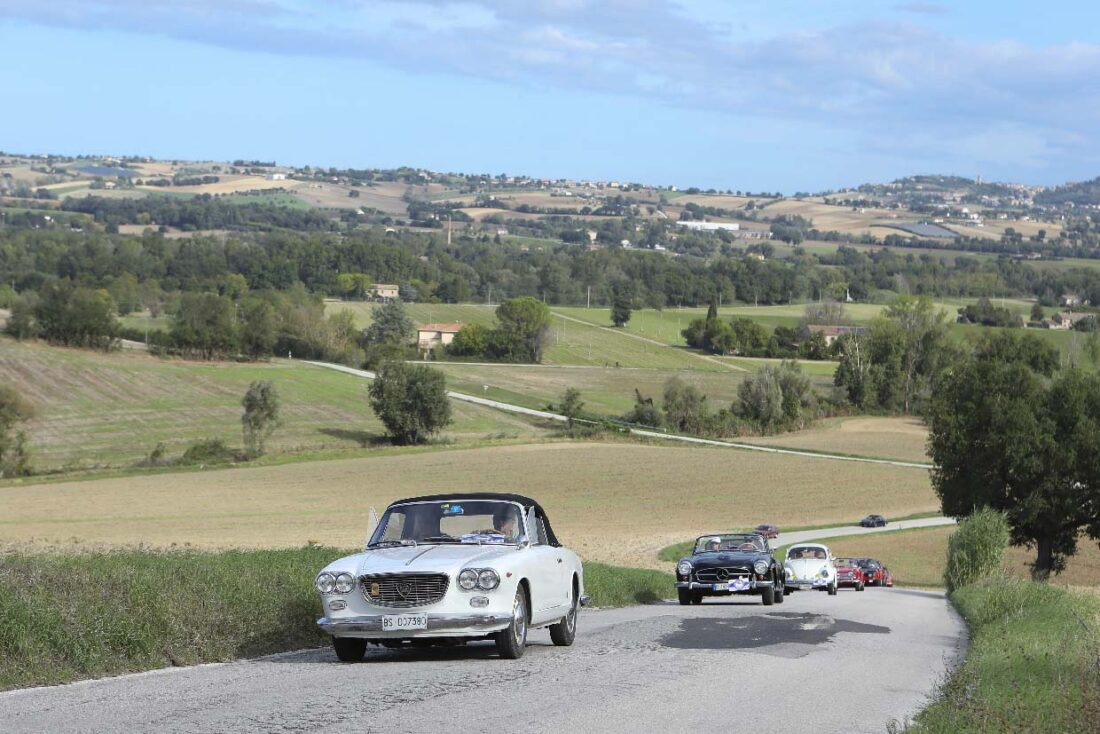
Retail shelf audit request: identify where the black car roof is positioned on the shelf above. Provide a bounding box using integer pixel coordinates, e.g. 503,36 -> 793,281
391,492 -> 560,547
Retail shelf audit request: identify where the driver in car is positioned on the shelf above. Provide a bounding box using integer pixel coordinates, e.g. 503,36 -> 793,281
705,537 -> 722,552
491,506 -> 522,541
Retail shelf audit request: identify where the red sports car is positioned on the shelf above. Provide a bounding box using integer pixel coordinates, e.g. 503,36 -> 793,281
834,557 -> 866,591
754,523 -> 780,539
855,558 -> 888,586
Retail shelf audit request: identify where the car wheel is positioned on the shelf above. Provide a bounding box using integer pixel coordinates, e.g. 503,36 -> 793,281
761,584 -> 775,606
494,587 -> 528,659
332,637 -> 367,662
774,581 -> 785,604
677,588 -> 692,606
828,582 -> 838,596
857,582 -> 865,591
690,592 -> 704,605
549,584 -> 579,646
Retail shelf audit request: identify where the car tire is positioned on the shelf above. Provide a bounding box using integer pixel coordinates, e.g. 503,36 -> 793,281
549,584 -> 579,647
828,582 -> 838,596
332,637 -> 367,662
690,592 -> 704,605
761,584 -> 775,606
774,580 -> 785,604
494,587 -> 528,660
857,582 -> 865,591
677,588 -> 692,606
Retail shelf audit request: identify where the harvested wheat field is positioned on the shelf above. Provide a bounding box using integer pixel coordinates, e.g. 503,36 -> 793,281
824,525 -> 1100,588
0,442 -> 935,567
740,416 -> 931,463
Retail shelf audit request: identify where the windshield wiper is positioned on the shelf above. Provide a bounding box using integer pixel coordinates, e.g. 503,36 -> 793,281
367,540 -> 415,549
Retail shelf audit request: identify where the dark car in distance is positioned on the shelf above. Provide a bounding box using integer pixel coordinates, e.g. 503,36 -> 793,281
754,523 -> 780,539
859,514 -> 888,528
675,533 -> 786,606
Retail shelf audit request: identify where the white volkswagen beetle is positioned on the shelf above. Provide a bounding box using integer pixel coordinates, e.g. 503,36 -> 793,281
315,493 -> 588,661
783,542 -> 838,595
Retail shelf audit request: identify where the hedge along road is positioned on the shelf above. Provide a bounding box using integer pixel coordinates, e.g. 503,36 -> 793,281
308,361 -> 934,470
0,585 -> 965,734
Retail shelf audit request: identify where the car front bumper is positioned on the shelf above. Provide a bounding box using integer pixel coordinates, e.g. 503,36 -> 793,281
785,578 -> 831,589
318,613 -> 514,638
677,579 -> 773,592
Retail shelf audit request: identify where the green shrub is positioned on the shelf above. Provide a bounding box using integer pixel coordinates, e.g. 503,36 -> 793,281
180,438 -> 237,465
943,508 -> 1009,594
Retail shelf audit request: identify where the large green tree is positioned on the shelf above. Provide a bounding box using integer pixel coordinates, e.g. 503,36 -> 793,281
171,292 -> 237,359
241,380 -> 281,457
928,361 -> 1100,580
0,385 -> 34,478
610,285 -> 632,327
35,282 -> 119,350
491,296 -> 552,363
363,299 -> 415,346
368,362 -> 452,444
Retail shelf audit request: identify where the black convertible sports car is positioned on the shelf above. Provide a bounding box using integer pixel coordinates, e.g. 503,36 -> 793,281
675,533 -> 786,606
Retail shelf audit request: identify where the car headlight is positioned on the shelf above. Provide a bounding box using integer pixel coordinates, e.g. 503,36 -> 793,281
784,566 -> 795,579
753,560 -> 769,576
315,572 -> 336,594
334,572 -> 355,594
478,569 -> 500,590
677,561 -> 692,577
458,569 -> 479,590
819,567 -> 830,578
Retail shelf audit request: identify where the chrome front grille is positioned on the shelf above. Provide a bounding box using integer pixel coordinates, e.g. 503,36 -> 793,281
695,566 -> 752,583
359,573 -> 449,608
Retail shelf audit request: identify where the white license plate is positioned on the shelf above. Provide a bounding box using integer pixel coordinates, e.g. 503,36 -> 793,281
382,613 -> 427,631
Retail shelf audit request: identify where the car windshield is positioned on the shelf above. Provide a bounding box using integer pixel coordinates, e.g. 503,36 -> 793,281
368,500 -> 527,546
835,558 -> 855,568
787,546 -> 828,560
693,533 -> 766,554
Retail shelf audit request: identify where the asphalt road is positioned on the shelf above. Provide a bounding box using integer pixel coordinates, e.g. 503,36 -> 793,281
0,587 -> 965,734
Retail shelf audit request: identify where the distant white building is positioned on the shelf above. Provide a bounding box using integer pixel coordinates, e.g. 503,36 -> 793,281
267,173 -> 287,181
679,221 -> 740,232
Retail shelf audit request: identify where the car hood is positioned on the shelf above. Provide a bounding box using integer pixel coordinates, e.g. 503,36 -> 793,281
688,551 -> 770,569
324,544 -> 518,576
785,558 -> 832,573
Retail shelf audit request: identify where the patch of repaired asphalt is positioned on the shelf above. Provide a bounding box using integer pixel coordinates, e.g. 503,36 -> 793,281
659,612 -> 889,651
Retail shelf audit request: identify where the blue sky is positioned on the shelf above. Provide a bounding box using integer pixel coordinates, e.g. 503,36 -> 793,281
1,1 -> 1098,192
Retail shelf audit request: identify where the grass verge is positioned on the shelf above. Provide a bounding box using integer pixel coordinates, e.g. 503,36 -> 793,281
0,549 -> 670,690
903,580 -> 1100,732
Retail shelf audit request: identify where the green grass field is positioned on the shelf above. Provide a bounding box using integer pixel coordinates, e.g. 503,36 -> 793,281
0,338 -> 547,471
912,581 -> 1100,732
325,301 -> 741,370
431,363 -> 750,416
220,192 -> 311,208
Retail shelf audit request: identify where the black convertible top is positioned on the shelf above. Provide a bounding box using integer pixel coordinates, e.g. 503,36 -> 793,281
392,492 -> 561,547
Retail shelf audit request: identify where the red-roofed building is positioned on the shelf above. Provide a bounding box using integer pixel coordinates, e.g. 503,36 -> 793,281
417,323 -> 464,352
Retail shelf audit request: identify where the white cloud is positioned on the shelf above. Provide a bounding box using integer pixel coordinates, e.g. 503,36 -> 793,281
3,0 -> 1099,177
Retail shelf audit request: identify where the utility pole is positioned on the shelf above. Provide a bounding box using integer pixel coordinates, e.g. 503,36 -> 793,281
446,215 -> 452,246
487,285 -> 492,307
587,285 -> 591,309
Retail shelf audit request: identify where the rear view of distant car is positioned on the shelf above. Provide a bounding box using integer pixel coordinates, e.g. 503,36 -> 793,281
859,514 -> 888,528
753,523 -> 779,539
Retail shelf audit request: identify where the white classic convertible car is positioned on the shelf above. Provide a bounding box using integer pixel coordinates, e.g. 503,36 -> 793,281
782,542 -> 839,595
315,493 -> 588,661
